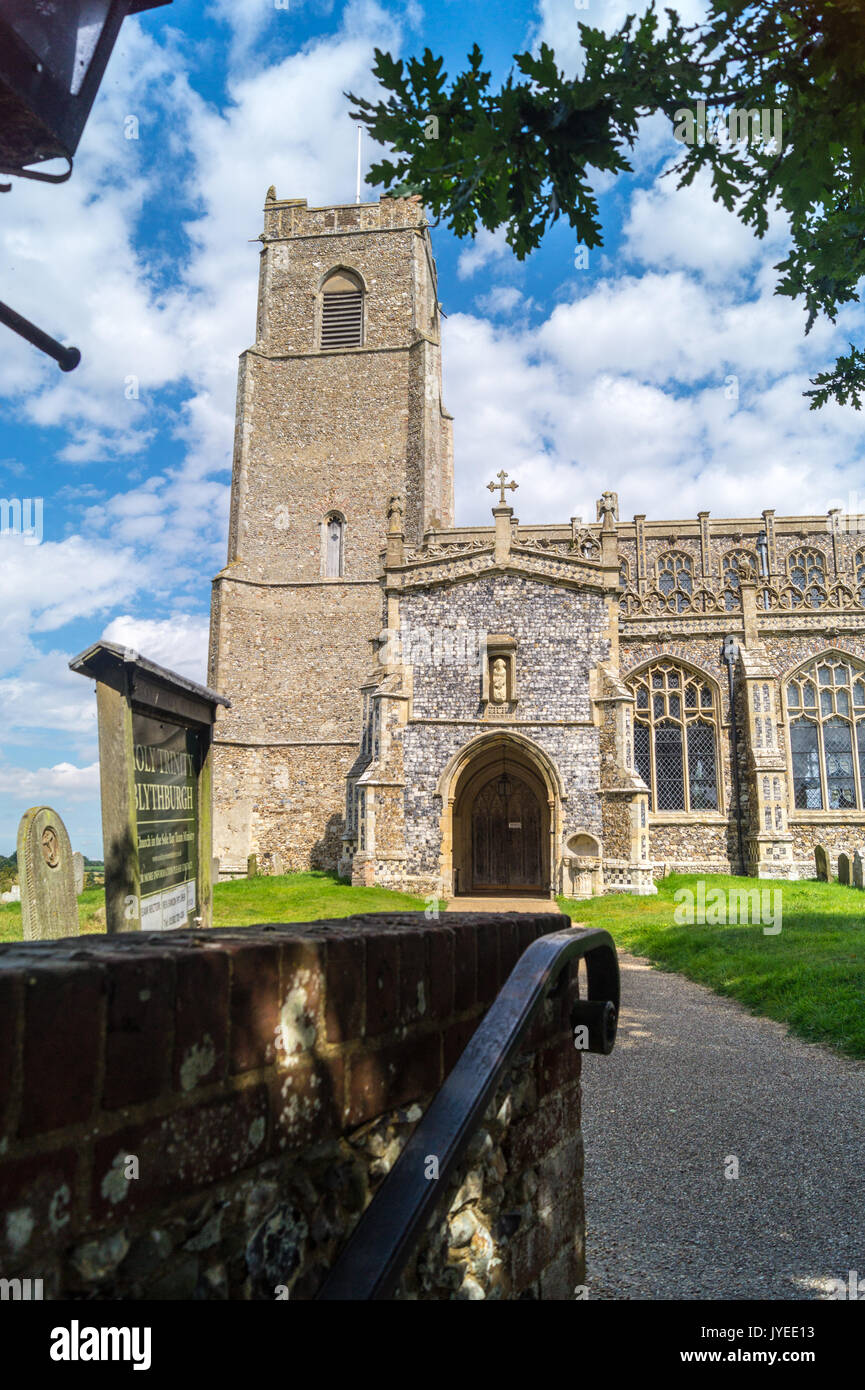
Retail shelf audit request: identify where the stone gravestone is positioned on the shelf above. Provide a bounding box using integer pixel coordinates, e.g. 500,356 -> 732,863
17,806 -> 79,939
838,851 -> 852,886
814,844 -> 829,881
853,850 -> 864,890
72,851 -> 85,896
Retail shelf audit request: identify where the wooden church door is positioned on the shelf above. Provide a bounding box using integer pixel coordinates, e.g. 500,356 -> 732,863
470,774 -> 542,890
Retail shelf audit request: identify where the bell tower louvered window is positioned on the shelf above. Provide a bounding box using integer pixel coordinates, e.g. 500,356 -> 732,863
320,270 -> 363,349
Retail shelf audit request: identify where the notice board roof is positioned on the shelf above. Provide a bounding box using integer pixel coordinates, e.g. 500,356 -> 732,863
70,640 -> 230,723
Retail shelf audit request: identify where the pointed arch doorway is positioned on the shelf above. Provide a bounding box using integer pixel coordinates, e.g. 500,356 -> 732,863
448,737 -> 553,896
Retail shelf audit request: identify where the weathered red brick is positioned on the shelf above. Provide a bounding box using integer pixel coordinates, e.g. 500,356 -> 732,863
173,949 -> 229,1092
504,1093 -> 564,1173
398,931 -> 427,1024
453,928 -> 477,1012
324,935 -> 365,1042
475,921 -> 500,1003
103,953 -> 174,1109
539,1240 -> 583,1300
497,920 -> 521,984
19,964 -> 103,1136
365,935 -> 400,1037
90,1084 -> 269,1222
228,943 -> 280,1073
427,929 -> 454,1020
0,972 -> 22,1130
560,1079 -> 581,1135
537,1035 -> 581,1098
269,1054 -> 343,1152
442,1016 -> 478,1076
509,1217 -> 558,1293
347,1033 -> 441,1125
0,1147 -> 78,1266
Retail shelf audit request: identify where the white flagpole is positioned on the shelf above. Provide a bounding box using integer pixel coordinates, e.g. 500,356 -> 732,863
356,126 -> 362,204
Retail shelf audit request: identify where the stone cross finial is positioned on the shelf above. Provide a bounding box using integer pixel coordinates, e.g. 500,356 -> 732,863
488,471 -> 518,506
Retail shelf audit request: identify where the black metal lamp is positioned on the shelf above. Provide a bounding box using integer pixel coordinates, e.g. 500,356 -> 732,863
496,750 -> 511,802
0,0 -> 171,369
0,1 -> 170,180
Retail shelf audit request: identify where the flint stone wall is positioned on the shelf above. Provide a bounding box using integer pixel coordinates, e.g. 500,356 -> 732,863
0,912 -> 585,1300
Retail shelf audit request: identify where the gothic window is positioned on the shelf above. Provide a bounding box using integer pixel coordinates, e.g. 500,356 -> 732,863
324,513 -> 344,577
787,547 -> 827,608
856,549 -> 865,605
722,550 -> 757,612
618,556 -> 631,590
656,551 -> 694,612
320,269 -> 364,349
629,661 -> 720,812
786,656 -> 865,809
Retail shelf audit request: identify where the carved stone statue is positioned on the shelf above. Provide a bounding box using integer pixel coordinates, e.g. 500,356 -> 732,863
597,491 -> 619,530
387,493 -> 404,530
491,657 -> 508,703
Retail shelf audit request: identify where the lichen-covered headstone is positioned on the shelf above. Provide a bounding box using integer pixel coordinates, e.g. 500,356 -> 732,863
17,806 -> 79,939
212,856 -> 220,886
72,851 -> 85,896
247,854 -> 258,878
853,850 -> 864,890
814,844 -> 829,881
838,851 -> 852,886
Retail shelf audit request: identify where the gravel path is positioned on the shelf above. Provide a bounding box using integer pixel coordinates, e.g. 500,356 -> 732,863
580,953 -> 865,1300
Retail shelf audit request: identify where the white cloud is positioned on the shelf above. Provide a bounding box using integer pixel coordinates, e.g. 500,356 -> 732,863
457,228 -> 514,280
0,761 -> 100,800
0,534 -> 146,667
622,166 -> 790,283
101,613 -> 211,683
475,286 -> 527,316
529,0 -> 710,76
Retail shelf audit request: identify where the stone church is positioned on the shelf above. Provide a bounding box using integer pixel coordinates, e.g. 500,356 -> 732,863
208,191 -> 865,897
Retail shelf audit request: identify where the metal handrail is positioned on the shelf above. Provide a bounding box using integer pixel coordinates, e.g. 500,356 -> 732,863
317,923 -> 619,1300
0,299 -> 80,370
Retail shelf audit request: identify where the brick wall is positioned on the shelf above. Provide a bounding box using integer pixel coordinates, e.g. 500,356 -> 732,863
0,912 -> 585,1300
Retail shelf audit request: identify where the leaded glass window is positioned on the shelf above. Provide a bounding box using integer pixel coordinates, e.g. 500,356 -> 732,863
787,548 -> 827,608
787,657 -> 865,809
656,551 -> 695,613
628,661 -> 720,811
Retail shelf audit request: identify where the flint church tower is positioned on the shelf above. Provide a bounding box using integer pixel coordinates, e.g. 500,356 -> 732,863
208,192 -> 454,874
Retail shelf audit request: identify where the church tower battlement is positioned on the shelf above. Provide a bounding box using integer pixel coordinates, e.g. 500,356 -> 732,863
208,192 -> 453,874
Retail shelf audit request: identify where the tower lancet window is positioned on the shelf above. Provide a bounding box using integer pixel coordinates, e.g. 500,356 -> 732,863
324,513 -> 344,577
320,269 -> 364,349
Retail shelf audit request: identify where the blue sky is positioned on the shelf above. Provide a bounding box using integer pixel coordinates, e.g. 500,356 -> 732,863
1,0 -> 864,855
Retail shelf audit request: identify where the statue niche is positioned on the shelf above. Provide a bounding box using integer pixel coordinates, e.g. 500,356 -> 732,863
482,638 -> 517,718
491,657 -> 508,704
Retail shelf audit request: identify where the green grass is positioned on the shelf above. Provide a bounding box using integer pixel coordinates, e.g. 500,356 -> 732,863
559,873 -> 865,1059
0,872 -> 433,942
0,887 -> 108,944
210,870 -> 434,927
